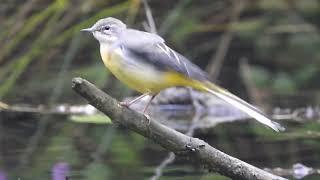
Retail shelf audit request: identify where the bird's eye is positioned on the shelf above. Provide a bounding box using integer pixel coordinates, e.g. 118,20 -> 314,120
103,26 -> 110,31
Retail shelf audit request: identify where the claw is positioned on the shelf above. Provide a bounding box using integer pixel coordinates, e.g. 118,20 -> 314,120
119,101 -> 129,107
144,113 -> 151,126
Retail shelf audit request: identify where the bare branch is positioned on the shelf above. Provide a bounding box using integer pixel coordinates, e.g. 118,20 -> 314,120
150,89 -> 203,180
72,77 -> 287,180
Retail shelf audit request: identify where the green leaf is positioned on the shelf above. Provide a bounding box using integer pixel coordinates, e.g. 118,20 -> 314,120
83,163 -> 111,180
70,114 -> 112,124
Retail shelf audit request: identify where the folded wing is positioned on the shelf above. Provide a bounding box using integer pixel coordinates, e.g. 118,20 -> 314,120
118,29 -> 208,81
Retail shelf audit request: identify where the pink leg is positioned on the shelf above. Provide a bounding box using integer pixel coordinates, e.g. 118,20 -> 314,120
120,93 -> 149,107
142,95 -> 157,125
143,95 -> 156,114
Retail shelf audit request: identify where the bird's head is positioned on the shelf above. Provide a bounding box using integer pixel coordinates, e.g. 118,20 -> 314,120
81,17 -> 126,44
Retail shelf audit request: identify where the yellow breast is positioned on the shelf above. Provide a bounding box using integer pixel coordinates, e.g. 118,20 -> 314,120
99,44 -> 196,94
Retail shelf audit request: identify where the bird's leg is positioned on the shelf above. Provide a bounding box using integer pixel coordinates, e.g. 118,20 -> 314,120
143,95 -> 156,114
143,94 -> 157,125
120,93 -> 149,107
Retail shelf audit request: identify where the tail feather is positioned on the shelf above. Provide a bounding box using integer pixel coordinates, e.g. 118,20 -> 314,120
201,82 -> 285,132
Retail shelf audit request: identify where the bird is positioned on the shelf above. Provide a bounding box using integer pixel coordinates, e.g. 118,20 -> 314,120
81,17 -> 284,132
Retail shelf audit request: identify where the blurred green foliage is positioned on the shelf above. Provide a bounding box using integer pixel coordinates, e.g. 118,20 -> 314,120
1,0 -> 320,179
70,114 -> 112,124
0,0 -> 319,102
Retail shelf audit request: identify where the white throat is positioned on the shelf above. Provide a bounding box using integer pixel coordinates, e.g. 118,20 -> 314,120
100,43 -> 111,52
93,31 -> 117,44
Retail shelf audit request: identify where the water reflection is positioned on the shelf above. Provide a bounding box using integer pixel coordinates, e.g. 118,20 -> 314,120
1,97 -> 320,179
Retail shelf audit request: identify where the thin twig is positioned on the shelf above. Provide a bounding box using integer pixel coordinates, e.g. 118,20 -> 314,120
150,89 -> 204,180
18,35 -> 81,170
239,58 -> 261,106
158,0 -> 192,36
142,0 -> 157,34
150,152 -> 175,180
206,0 -> 244,80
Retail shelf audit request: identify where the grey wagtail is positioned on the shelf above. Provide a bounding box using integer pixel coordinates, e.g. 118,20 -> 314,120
81,17 -> 284,132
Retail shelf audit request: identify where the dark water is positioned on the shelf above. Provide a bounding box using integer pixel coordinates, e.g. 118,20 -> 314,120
1,102 -> 320,180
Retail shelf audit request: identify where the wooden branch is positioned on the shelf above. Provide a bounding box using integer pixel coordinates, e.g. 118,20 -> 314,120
72,77 -> 287,180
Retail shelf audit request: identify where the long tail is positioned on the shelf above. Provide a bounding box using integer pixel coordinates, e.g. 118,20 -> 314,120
197,81 -> 285,132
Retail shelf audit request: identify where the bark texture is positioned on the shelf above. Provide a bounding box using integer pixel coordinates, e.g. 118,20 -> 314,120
72,77 -> 287,180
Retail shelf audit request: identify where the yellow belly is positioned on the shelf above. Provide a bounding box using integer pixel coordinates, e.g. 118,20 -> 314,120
100,46 -> 193,94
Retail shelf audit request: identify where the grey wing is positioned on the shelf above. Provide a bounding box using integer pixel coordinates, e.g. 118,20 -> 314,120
118,29 -> 165,47
118,30 -> 208,81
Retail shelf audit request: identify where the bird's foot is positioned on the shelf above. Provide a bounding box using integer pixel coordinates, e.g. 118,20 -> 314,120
143,113 -> 151,126
119,101 -> 129,107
